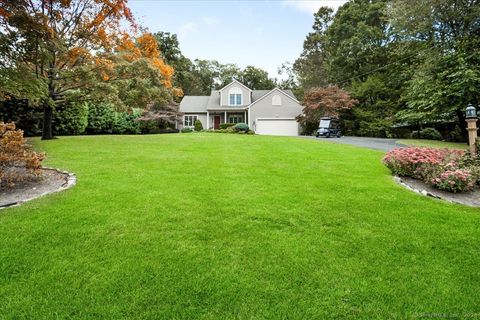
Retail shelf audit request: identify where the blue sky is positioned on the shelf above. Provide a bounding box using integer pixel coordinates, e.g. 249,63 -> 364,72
128,0 -> 347,79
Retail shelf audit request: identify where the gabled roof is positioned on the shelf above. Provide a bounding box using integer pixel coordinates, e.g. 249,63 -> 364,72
219,79 -> 252,93
178,96 -> 209,113
248,88 -> 299,108
179,81 -> 299,113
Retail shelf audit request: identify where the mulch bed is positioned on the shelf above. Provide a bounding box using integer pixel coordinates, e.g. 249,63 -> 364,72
0,168 -> 76,209
395,176 -> 480,207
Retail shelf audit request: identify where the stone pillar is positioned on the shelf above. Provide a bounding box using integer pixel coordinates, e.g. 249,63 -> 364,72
466,118 -> 478,154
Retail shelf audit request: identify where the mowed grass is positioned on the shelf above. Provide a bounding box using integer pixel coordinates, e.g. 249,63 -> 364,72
398,139 -> 467,150
0,133 -> 479,319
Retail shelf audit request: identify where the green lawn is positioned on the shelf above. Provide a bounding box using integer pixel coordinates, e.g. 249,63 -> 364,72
1,133 -> 479,319
398,139 -> 467,150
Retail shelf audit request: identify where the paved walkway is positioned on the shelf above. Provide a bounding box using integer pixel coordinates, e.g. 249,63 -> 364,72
301,136 -> 406,152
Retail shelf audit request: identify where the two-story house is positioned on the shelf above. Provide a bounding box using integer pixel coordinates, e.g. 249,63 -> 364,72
178,79 -> 303,136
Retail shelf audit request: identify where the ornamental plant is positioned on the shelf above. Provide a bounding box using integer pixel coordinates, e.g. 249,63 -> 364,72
0,122 -> 45,189
383,147 -> 480,193
431,170 -> 477,193
383,147 -> 463,178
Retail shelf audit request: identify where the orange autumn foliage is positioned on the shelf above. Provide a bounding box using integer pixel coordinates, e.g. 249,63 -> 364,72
0,122 -> 45,189
116,32 -> 175,87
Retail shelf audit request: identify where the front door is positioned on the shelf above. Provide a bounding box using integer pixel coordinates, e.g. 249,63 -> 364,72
214,116 -> 221,130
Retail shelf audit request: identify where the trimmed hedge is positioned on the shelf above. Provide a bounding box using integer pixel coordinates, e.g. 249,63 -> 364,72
54,102 -> 89,135
419,128 -> 442,140
234,123 -> 249,132
220,123 -> 235,129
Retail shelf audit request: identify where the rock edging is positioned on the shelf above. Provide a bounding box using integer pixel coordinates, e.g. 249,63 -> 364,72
0,167 -> 76,210
394,176 -> 480,207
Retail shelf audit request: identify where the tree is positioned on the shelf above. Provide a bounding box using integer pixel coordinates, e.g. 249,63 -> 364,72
293,7 -> 334,90
0,0 -> 175,139
240,66 -> 276,90
297,86 -> 357,131
388,0 -> 480,137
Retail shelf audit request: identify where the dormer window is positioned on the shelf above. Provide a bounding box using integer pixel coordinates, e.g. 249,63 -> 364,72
229,94 -> 242,105
228,87 -> 242,106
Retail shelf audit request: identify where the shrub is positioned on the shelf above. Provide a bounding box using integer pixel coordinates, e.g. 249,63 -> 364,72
431,169 -> 477,193
383,146 -> 480,193
234,123 -> 249,132
419,128 -> 442,140
181,127 -> 193,133
112,111 -> 141,134
225,126 -> 236,133
194,119 -> 203,131
0,122 -> 45,189
0,99 -> 42,136
86,103 -> 116,134
449,125 -> 465,142
383,147 -> 462,178
220,123 -> 235,129
54,102 -> 89,135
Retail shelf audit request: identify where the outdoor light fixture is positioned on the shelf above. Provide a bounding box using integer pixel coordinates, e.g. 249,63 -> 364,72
465,103 -> 479,154
466,103 -> 477,119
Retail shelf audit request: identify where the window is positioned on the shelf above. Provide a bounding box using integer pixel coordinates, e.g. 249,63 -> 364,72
272,94 -> 282,106
228,87 -> 243,106
229,94 -> 242,106
184,115 -> 198,127
228,115 -> 243,124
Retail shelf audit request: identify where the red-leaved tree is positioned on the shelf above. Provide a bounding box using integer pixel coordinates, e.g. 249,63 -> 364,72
297,86 -> 357,128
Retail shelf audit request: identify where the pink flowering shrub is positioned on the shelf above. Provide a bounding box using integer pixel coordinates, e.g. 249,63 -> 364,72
383,147 -> 479,193
432,169 -> 477,193
383,147 -> 463,178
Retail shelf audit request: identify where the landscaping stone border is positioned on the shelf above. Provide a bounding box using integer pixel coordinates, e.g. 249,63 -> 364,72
394,176 -> 480,207
0,167 -> 76,210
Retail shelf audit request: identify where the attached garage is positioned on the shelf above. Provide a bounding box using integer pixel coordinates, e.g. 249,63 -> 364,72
255,118 -> 299,136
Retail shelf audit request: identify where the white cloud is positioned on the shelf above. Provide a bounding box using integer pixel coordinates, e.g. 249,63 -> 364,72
201,16 -> 219,26
178,22 -> 197,37
282,0 -> 348,14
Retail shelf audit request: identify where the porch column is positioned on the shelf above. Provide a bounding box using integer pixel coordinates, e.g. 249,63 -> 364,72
207,111 -> 209,129
224,111 -> 227,123
244,111 -> 246,124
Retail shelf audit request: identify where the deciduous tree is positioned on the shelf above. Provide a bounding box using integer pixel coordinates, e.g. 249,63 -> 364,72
0,0 -> 175,139
297,86 -> 357,129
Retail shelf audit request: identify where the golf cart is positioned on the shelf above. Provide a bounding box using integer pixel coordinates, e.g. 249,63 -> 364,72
315,117 -> 342,138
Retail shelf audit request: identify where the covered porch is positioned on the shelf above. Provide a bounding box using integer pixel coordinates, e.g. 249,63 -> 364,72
206,109 -> 248,130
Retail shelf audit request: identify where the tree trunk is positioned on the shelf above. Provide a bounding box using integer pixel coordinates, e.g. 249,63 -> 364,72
41,103 -> 54,140
455,108 -> 468,143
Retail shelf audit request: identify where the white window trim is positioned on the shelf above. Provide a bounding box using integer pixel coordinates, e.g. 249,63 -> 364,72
272,94 -> 282,106
228,87 -> 243,106
228,115 -> 244,124
184,115 -> 198,127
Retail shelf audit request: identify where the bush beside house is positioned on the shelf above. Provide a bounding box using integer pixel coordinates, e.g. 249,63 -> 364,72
194,119 -> 203,131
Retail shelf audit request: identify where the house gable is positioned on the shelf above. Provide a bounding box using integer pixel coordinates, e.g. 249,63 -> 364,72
248,88 -> 303,128
219,79 -> 252,106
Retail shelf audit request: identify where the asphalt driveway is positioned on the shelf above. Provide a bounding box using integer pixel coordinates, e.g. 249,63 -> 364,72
301,136 -> 406,152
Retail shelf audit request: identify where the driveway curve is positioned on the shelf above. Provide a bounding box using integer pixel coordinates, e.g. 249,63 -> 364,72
301,136 -> 406,152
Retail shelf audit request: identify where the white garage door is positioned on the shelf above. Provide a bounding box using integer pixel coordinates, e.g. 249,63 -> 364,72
255,118 -> 299,136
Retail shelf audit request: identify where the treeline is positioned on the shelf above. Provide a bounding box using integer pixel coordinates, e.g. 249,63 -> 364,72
292,0 -> 480,139
2,1 -> 478,140
153,32 -> 279,95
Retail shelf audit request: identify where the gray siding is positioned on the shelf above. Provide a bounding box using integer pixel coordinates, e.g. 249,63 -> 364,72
248,90 -> 303,129
178,113 -> 207,130
220,83 -> 251,107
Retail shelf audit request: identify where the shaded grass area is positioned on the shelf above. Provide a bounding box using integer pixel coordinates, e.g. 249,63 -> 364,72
1,134 -> 479,319
398,139 -> 467,150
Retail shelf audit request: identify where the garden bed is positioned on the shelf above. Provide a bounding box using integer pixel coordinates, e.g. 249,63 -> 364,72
395,176 -> 480,207
0,168 -> 76,209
